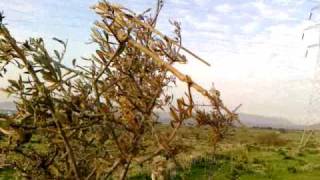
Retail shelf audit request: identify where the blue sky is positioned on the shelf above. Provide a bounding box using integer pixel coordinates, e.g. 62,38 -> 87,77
1,0 -> 320,124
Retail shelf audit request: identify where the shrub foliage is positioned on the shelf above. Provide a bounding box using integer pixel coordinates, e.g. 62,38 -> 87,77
0,1 -> 237,179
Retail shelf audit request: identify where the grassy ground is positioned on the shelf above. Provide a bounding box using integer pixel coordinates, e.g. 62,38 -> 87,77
129,127 -> 320,179
1,126 -> 320,179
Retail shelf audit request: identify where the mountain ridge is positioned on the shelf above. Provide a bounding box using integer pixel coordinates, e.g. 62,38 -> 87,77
157,111 -> 304,130
0,101 -> 16,111
0,101 -> 317,130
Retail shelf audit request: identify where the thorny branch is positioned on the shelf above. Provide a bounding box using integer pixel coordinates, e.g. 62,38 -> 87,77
0,1 -> 238,179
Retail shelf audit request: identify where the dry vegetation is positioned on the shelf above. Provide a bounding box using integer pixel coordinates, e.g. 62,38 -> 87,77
0,1 -> 237,179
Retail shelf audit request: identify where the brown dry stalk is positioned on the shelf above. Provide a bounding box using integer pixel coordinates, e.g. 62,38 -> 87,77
92,1 -> 211,66
127,39 -> 232,115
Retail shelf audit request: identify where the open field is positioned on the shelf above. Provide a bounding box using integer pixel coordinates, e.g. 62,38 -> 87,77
128,126 -> 320,179
1,125 -> 320,179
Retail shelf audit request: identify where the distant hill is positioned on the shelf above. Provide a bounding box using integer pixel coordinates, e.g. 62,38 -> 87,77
237,113 -> 303,130
0,103 -> 306,130
157,111 -> 303,130
0,101 -> 16,111
306,123 -> 320,130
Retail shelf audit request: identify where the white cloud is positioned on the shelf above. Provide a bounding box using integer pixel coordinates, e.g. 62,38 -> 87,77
241,22 -> 259,33
175,8 -> 317,124
251,1 -> 296,21
0,0 -> 37,14
169,0 -> 190,6
193,0 -> 209,6
0,0 -> 43,24
184,15 -> 230,33
215,3 -> 233,14
272,0 -> 307,6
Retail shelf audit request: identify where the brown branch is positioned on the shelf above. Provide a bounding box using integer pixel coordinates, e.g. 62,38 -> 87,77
103,159 -> 122,179
1,26 -> 41,84
92,3 -> 211,66
135,121 -> 182,165
120,156 -> 133,180
127,39 -> 233,115
49,106 -> 81,180
85,166 -> 97,180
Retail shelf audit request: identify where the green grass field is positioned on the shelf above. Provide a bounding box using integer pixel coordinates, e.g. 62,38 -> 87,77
1,126 -> 320,179
129,127 -> 320,179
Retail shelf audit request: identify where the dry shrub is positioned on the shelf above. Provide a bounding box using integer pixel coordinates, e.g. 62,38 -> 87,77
255,132 -> 288,146
0,1 -> 237,179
